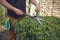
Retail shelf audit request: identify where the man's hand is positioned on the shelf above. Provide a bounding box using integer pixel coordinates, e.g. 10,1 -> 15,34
30,0 -> 40,12
14,8 -> 24,15
35,4 -> 40,12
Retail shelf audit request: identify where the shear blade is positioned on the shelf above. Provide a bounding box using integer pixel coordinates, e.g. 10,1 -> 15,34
34,17 -> 42,25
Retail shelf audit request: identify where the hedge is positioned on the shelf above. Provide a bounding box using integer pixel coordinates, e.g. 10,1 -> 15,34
13,16 -> 60,40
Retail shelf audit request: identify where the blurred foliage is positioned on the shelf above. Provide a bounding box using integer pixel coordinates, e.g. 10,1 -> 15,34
0,6 -> 7,26
13,16 -> 60,40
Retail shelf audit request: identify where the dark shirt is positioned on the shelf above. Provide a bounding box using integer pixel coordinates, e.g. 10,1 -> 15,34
7,0 -> 26,18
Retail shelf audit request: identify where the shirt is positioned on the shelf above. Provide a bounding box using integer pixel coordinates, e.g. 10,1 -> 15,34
7,0 -> 26,18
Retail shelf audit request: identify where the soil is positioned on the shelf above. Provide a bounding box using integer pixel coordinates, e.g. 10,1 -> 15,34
0,30 -> 9,40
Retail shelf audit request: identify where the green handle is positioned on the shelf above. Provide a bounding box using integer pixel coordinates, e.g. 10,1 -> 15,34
4,18 -> 10,30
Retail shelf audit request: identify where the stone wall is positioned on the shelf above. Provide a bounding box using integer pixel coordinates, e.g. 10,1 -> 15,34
52,0 -> 60,18
40,0 -> 53,16
40,0 -> 60,17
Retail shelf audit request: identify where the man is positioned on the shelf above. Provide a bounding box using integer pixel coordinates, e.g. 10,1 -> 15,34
0,0 -> 40,40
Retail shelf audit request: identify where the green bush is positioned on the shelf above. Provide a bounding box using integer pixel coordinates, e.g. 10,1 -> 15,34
13,16 -> 60,40
0,6 -> 6,25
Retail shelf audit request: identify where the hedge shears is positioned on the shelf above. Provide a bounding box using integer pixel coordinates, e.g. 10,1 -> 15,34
24,12 -> 42,25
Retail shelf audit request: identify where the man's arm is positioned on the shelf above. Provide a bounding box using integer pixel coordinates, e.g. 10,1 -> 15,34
0,0 -> 24,15
0,0 -> 17,12
30,0 -> 40,12
30,0 -> 39,6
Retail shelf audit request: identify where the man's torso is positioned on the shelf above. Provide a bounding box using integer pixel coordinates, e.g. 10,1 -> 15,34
7,0 -> 26,18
